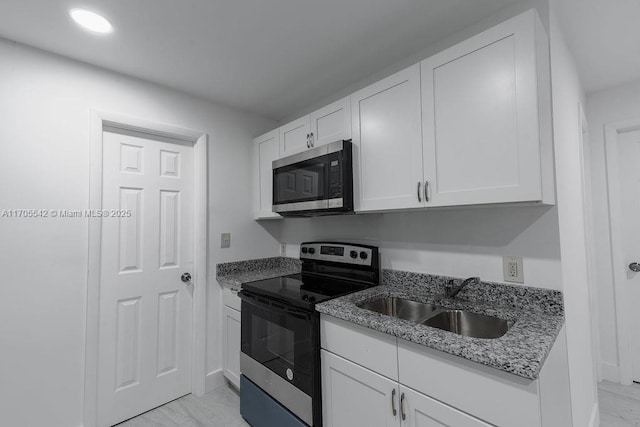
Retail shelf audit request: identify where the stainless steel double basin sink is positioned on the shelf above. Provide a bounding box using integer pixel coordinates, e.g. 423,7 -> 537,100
357,296 -> 513,339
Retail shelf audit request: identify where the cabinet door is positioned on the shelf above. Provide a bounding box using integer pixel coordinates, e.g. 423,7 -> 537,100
223,306 -> 241,389
309,96 -> 351,147
421,11 -> 542,206
399,386 -> 490,427
352,64 -> 424,212
322,350 -> 400,427
280,115 -> 311,157
252,130 -> 281,219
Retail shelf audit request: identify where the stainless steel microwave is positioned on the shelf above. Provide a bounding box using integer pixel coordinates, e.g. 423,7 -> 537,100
272,140 -> 353,217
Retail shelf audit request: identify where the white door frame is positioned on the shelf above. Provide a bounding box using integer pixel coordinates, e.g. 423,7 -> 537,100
604,116 -> 640,385
579,104 -> 601,382
83,110 -> 209,426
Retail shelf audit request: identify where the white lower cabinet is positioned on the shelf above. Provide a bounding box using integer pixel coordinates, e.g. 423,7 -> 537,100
399,386 -> 490,427
322,350 -> 489,427
320,315 -> 572,427
223,305 -> 241,388
322,350 -> 398,427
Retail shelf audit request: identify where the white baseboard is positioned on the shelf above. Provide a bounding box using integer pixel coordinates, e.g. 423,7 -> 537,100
588,401 -> 600,427
601,361 -> 620,383
205,369 -> 225,393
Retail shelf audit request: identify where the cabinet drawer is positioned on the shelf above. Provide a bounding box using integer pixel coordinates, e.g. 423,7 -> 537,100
320,315 -> 398,381
397,339 -> 541,427
222,286 -> 241,311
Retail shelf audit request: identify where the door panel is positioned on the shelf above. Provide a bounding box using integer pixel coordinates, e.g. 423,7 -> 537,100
223,306 -> 241,388
421,11 -> 542,206
322,350 -> 399,427
310,97 -> 351,147
98,129 -> 193,427
280,116 -> 311,157
617,130 -> 640,382
253,130 -> 281,219
400,386 -> 491,427
352,64 -> 424,212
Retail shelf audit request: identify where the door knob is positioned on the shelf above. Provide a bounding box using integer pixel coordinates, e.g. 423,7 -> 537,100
629,263 -> 640,272
181,272 -> 192,282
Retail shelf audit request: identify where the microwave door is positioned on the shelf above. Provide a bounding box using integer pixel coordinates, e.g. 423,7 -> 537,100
273,158 -> 329,210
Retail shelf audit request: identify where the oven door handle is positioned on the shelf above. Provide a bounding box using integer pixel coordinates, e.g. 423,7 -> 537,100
239,290 -> 312,320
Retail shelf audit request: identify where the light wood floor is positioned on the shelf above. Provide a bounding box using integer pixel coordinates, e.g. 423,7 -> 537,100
599,381 -> 640,426
116,384 -> 249,427
117,380 -> 640,426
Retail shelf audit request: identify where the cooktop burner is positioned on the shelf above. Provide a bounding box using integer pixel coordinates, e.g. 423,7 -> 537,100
242,273 -> 369,309
242,242 -> 380,310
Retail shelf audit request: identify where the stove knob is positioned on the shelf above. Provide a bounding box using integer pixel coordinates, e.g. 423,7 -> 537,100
308,247 -> 315,254
301,247 -> 308,254
308,296 -> 316,303
360,251 -> 368,260
350,250 -> 358,258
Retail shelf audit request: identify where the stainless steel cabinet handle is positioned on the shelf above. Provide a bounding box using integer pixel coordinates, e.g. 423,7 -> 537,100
417,182 -> 422,202
306,133 -> 310,148
424,181 -> 429,202
630,262 -> 640,272
309,132 -> 314,147
400,392 -> 406,420
391,388 -> 397,416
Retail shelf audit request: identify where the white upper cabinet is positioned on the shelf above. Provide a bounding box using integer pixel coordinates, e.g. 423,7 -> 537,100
309,96 -> 352,147
351,64 -> 424,212
280,97 -> 352,158
252,130 -> 281,219
279,115 -> 311,157
421,10 -> 553,206
251,9 -> 554,219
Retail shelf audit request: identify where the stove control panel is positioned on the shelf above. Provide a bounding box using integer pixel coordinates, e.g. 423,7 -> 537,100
299,242 -> 375,266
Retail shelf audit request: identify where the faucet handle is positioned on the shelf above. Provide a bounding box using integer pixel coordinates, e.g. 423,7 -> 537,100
444,279 -> 456,296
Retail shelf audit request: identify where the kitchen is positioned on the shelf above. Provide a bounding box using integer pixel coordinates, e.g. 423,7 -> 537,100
0,0 -> 636,426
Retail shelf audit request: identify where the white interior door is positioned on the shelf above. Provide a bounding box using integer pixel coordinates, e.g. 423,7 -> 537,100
97,128 -> 194,426
616,129 -> 640,383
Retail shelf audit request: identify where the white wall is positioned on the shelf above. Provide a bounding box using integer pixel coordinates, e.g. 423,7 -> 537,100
280,206 -> 562,289
548,4 -> 599,425
279,0 -> 550,124
586,79 -> 640,382
0,38 -> 277,427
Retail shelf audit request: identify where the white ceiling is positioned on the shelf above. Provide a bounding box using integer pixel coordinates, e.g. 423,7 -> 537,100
557,0 -> 640,94
0,0 -> 521,120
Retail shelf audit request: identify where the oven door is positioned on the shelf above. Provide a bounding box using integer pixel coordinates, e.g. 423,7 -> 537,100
239,291 -> 315,397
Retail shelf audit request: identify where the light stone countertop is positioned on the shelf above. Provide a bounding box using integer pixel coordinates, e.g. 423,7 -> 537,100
315,269 -> 564,380
216,257 -> 301,288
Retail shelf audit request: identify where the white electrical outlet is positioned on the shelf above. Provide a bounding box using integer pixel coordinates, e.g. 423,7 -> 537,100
221,232 -> 231,248
503,256 -> 524,283
280,243 -> 286,256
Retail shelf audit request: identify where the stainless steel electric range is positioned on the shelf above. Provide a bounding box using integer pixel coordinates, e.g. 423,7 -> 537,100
238,242 -> 380,427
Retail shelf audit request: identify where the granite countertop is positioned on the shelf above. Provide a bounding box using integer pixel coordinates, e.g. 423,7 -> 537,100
216,257 -> 301,287
316,270 -> 564,380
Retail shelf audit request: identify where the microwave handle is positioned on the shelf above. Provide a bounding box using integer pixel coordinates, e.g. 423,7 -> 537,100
239,290 -> 311,320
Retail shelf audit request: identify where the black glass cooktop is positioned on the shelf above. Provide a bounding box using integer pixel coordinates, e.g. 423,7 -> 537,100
242,273 -> 369,310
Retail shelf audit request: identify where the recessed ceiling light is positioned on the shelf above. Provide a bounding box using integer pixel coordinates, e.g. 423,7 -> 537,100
70,9 -> 113,34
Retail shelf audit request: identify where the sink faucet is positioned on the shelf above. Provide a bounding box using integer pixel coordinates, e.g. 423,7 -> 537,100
444,277 -> 480,298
